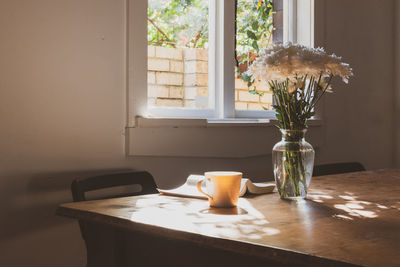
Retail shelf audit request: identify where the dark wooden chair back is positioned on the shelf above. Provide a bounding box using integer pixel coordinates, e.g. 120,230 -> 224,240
71,170 -> 158,266
313,162 -> 365,177
71,171 -> 158,202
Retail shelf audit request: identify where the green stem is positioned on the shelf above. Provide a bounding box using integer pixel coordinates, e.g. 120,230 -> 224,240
281,141 -> 306,197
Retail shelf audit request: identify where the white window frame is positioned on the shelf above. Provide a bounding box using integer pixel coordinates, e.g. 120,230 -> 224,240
128,0 -> 314,127
142,0 -> 222,119
126,0 -> 318,157
284,0 -> 314,46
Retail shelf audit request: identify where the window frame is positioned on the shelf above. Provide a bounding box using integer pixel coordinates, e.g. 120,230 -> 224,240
126,0 -> 318,157
127,0 -> 315,127
142,0 -> 227,119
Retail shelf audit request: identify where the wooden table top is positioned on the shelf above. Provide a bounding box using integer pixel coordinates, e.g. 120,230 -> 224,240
57,169 -> 400,267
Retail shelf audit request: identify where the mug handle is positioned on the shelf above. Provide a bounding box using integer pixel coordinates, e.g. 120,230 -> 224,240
196,179 -> 213,200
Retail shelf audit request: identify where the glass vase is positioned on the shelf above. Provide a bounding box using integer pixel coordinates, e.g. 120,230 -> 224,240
272,129 -> 315,200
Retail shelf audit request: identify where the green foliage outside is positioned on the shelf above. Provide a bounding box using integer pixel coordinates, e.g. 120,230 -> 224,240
148,0 -> 209,48
236,0 -> 274,91
148,0 -> 274,89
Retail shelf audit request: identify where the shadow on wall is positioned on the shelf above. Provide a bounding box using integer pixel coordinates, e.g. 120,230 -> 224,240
0,168 -> 134,240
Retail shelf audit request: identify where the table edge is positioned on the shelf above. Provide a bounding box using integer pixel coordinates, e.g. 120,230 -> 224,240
56,204 -> 362,267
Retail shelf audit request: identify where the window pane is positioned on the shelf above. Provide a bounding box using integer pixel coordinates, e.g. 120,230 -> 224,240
147,0 -> 211,109
235,0 -> 280,111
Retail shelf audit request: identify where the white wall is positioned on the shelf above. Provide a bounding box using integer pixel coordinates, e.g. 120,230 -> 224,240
0,0 -> 396,266
317,0 -> 395,169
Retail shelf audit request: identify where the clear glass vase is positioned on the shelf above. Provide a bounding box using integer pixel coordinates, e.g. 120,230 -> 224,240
272,129 -> 315,200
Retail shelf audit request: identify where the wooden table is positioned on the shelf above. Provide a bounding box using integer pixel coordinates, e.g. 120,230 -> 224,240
57,169 -> 400,267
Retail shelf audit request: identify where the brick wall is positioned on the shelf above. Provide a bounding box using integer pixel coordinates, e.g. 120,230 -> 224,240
235,79 -> 273,110
148,45 -> 273,110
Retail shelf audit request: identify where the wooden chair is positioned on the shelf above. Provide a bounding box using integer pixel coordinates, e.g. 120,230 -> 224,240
71,170 -> 158,202
71,170 -> 158,267
313,162 -> 365,177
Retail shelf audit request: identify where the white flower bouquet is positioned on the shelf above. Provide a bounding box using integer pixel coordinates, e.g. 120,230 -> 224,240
248,43 -> 353,199
248,43 -> 353,130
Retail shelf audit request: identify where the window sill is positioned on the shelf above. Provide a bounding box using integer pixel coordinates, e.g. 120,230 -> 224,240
126,117 -> 324,158
134,116 -> 323,127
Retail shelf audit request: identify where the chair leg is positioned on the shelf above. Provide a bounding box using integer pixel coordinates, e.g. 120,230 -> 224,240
85,222 -> 119,267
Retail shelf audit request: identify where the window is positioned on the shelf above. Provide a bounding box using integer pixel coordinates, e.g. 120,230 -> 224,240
128,0 -> 314,126
235,0 -> 276,112
126,0 -> 316,157
147,0 -> 214,118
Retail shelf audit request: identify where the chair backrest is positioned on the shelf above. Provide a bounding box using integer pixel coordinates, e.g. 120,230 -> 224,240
71,171 -> 157,266
71,171 -> 158,202
313,162 -> 365,177
71,171 -> 158,254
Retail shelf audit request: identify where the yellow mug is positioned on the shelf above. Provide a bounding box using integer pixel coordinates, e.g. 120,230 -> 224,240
197,171 -> 242,208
